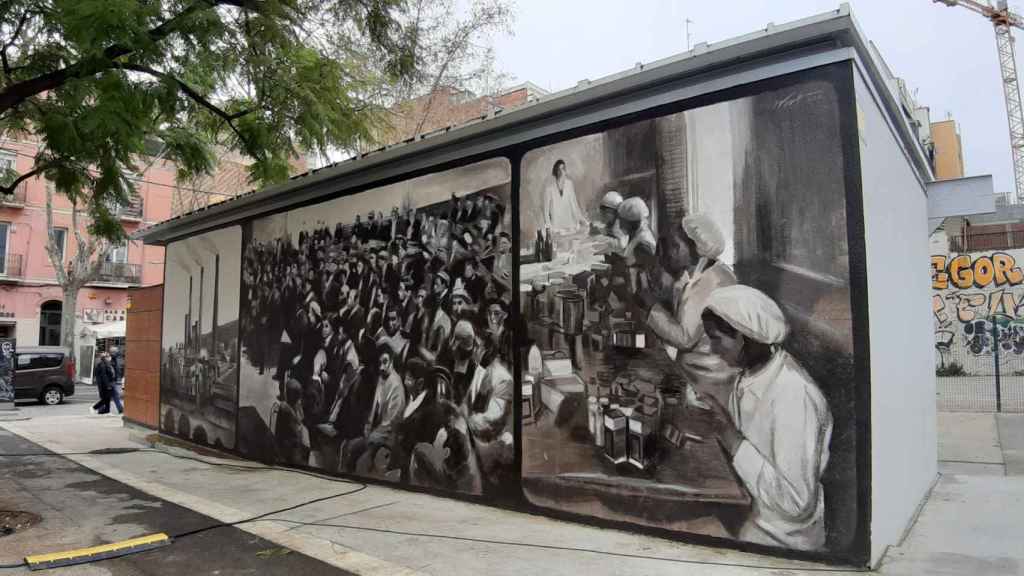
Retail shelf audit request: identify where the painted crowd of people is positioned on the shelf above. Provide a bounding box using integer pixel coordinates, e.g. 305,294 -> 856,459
240,191 -> 515,496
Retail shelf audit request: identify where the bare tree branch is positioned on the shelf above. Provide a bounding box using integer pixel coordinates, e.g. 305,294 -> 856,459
413,23 -> 477,136
1,9 -> 32,77
119,63 -> 253,121
0,0 -> 267,114
118,62 -> 260,159
44,179 -> 68,286
0,163 -> 44,196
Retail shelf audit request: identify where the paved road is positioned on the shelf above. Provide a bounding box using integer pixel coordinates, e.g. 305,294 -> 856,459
12,383 -> 111,419
0,428 -> 353,575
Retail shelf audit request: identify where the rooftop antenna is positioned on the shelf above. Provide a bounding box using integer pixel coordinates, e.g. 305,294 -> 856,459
686,18 -> 695,51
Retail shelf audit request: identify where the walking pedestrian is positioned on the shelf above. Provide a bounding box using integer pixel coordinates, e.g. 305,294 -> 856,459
91,352 -> 122,415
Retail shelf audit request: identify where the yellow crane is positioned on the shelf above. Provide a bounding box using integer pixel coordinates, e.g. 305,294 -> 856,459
936,0 -> 1024,199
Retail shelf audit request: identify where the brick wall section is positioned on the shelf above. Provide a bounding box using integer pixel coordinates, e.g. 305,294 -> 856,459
656,113 -> 688,229
124,284 -> 163,428
376,87 -> 533,147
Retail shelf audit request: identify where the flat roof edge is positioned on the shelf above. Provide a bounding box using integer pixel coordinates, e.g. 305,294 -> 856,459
136,4 -> 924,245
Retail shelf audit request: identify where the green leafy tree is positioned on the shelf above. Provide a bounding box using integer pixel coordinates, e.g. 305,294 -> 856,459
0,0 -> 512,353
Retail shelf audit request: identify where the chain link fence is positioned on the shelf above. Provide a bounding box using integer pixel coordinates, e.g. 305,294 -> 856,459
937,315 -> 1024,413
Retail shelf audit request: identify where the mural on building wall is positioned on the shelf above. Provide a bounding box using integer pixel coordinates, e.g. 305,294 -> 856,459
931,249 -> 1024,374
236,158 -> 515,497
0,338 -> 13,404
160,226 -> 242,449
518,72 -> 858,553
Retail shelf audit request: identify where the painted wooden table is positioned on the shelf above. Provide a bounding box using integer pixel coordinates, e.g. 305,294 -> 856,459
521,331 -> 750,533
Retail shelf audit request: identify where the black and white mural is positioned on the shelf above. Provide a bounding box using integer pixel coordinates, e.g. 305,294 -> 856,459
154,65 -> 868,562
518,70 -> 858,554
0,338 -> 13,405
160,225 -> 242,449
236,158 -> 516,497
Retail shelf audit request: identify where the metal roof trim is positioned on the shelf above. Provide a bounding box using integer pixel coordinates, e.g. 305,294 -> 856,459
134,3 -> 925,245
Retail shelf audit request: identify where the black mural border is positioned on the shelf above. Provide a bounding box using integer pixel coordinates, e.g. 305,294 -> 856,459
839,61 -> 872,567
154,59 -> 873,567
156,225 -> 244,451
501,60 -> 872,567
158,257 -> 166,429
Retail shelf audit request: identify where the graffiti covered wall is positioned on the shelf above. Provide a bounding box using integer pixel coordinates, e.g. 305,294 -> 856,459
931,246 -> 1024,374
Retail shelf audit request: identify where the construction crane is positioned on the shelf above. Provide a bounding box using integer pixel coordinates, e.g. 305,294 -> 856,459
935,0 -> 1024,201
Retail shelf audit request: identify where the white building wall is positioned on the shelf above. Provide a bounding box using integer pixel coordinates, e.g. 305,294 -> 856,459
15,317 -> 38,346
855,70 -> 937,566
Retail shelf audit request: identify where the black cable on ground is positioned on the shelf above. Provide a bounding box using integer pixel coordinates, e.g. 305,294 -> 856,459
0,448 -> 370,571
0,449 -> 871,573
0,448 -> 364,485
170,484 -> 369,540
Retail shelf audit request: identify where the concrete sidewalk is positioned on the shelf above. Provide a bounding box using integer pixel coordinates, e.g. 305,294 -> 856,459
0,427 -> 354,575
937,412 -> 1024,477
1,413 -> 1021,575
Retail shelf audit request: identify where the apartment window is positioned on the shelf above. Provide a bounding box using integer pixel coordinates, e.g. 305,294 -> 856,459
106,241 -> 128,264
0,221 -> 8,275
51,227 -> 67,262
0,149 -> 15,173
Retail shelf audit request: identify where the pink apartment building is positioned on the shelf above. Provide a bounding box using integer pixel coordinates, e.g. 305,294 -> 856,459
1,138 -> 172,346
2,136 -> 304,353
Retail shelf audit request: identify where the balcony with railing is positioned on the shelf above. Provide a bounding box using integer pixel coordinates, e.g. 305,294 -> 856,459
117,194 -> 144,221
0,252 -> 24,280
0,182 -> 27,207
949,230 -> 1024,253
94,261 -> 142,285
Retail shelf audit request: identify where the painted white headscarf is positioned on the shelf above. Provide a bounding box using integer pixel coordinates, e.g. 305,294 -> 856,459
682,213 -> 725,259
704,285 -> 788,345
681,213 -> 726,288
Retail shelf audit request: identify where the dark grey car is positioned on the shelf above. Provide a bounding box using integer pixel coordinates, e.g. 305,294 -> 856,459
13,346 -> 76,405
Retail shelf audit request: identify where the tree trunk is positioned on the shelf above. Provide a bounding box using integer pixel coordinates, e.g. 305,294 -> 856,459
61,284 -> 79,375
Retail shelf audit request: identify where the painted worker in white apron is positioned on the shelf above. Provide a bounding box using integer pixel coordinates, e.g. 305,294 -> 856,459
617,197 -> 657,295
698,285 -> 833,551
543,159 -> 589,234
641,214 -> 738,394
590,190 -> 629,253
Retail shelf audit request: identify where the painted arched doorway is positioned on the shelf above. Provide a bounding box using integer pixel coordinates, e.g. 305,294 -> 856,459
39,300 -> 62,346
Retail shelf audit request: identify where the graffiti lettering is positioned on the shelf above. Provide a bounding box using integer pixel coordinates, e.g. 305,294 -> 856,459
933,294 -> 951,327
932,256 -> 949,290
994,253 -> 1024,285
955,293 -> 987,323
958,317 -> 1024,357
950,255 -> 974,289
933,251 -> 1024,363
932,252 -> 1024,290
989,289 -> 1023,318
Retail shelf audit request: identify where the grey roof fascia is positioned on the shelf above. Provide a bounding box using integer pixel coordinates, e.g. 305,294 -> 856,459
841,11 -> 936,188
136,4 -> 907,246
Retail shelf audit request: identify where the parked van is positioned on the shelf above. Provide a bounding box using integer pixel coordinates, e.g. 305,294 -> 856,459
13,346 -> 76,405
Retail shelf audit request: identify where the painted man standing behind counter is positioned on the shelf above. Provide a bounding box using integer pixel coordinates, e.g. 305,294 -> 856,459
543,159 -> 589,234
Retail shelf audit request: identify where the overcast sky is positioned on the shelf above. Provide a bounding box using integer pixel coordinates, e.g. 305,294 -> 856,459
489,0 -> 1020,194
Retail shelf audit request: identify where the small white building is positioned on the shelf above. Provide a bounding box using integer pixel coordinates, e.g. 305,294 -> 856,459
138,5 -> 936,568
